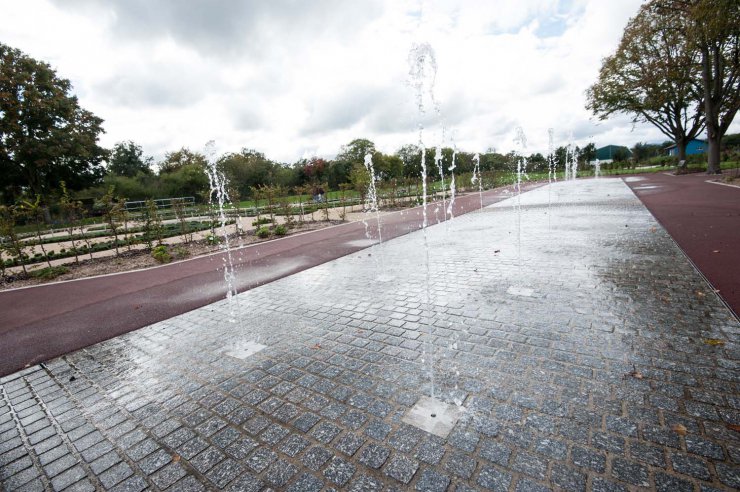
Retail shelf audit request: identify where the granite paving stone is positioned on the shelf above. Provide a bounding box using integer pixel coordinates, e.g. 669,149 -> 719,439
2,179 -> 739,491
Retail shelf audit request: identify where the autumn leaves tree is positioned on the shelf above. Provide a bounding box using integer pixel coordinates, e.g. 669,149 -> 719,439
588,0 -> 740,173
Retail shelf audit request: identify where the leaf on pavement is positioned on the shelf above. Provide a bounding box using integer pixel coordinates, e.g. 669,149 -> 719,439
672,424 -> 687,436
703,338 -> 725,346
310,343 -> 322,350
727,424 -> 740,432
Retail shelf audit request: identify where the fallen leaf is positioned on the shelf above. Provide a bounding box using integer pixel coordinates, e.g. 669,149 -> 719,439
650,227 -> 657,233
625,365 -> 644,380
703,338 -> 725,346
310,343 -> 322,350
696,291 -> 706,298
172,454 -> 181,463
672,424 -> 688,436
727,424 -> 740,432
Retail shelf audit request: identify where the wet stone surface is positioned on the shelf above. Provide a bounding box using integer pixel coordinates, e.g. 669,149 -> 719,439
1,179 -> 739,491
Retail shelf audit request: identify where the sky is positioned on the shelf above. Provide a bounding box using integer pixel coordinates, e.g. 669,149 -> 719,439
4,0 -> 725,164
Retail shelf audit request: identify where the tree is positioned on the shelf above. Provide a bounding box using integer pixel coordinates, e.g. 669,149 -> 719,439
587,3 -> 705,163
656,0 -> 740,173
158,147 -> 207,174
336,139 -> 375,165
632,142 -> 665,161
108,141 -> 152,177
0,43 -> 107,204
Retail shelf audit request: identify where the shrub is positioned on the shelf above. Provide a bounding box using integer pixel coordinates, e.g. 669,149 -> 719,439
151,245 -> 172,263
29,265 -> 69,280
256,226 -> 270,238
173,246 -> 190,259
252,217 -> 272,226
274,224 -> 287,236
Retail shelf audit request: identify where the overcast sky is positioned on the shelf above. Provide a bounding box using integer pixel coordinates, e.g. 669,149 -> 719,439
4,0 -> 730,163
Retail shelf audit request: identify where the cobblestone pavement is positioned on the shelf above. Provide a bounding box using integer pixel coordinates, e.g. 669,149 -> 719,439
1,178 -> 738,492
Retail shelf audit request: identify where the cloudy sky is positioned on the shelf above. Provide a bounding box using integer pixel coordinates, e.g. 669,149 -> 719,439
4,0 -> 723,163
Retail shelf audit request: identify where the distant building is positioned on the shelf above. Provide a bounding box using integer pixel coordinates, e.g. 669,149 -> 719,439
664,139 -> 706,156
594,145 -> 632,164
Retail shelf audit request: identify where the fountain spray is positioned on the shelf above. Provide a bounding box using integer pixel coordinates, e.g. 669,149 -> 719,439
408,41 -> 437,398
205,141 -> 239,322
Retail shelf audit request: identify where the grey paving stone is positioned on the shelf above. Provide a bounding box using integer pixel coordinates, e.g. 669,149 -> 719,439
224,437 -> 259,460
476,465 -> 510,491
610,457 -> 649,487
190,447 -> 225,474
443,450 -> 476,479
571,446 -> 606,473
99,461 -> 133,489
90,450 -> 122,475
151,462 -> 187,489
138,448 -> 172,474
245,447 -> 276,473
358,443 -> 390,469
415,438 -> 446,465
670,452 -> 711,480
301,446 -> 332,471
205,458 -> 243,488
50,465 -> 86,491
265,459 -> 298,487
323,456 -> 356,486
654,472 -> 694,492
286,472 -> 324,492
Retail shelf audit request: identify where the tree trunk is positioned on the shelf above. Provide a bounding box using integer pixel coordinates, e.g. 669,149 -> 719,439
707,133 -> 722,174
677,140 -> 687,164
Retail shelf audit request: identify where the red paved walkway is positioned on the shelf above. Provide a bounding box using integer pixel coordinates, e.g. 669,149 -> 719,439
624,171 -> 740,318
0,185 -> 539,377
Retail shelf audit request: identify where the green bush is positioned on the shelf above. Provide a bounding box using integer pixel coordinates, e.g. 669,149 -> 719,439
29,265 -> 69,280
151,245 -> 172,263
256,226 -> 270,238
252,217 -> 272,226
173,246 -> 190,259
274,224 -> 287,236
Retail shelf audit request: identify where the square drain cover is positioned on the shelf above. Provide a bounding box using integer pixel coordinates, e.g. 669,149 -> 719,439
223,341 -> 266,360
402,396 -> 465,438
507,286 -> 534,297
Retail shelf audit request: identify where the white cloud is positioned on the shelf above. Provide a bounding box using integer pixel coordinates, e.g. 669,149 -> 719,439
4,0 -> 733,163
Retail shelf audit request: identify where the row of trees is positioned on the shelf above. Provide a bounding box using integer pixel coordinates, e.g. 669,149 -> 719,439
587,0 -> 740,173
95,139 -> 601,204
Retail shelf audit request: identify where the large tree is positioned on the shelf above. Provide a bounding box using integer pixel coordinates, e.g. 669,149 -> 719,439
586,3 -> 705,162
0,43 -> 106,204
657,0 -> 740,173
108,141 -> 152,177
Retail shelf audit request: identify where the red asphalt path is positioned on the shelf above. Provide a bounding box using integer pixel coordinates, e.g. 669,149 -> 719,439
624,171 -> 740,318
0,185 -> 541,377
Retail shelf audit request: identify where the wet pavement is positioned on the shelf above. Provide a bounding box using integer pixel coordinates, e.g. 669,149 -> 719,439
1,178 -> 739,491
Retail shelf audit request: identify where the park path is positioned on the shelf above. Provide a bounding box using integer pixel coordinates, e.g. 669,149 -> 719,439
623,171 -> 740,318
0,185 -> 536,377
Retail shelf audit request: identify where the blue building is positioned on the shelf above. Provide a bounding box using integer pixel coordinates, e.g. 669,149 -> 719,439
665,139 -> 706,156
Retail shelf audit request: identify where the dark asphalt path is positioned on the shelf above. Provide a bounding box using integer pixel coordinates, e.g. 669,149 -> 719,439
0,185 -> 540,376
624,171 -> 740,318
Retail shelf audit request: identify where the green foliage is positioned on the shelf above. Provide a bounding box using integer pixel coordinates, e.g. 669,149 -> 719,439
0,42 -> 106,204
274,224 -> 287,236
255,226 -> 270,238
151,245 -> 171,263
108,141 -> 153,177
29,265 -> 69,280
586,2 -> 704,158
252,217 -> 272,226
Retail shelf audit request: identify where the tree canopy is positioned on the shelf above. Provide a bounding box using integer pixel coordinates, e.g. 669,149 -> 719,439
586,2 -> 704,161
107,141 -> 153,177
0,43 -> 107,204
